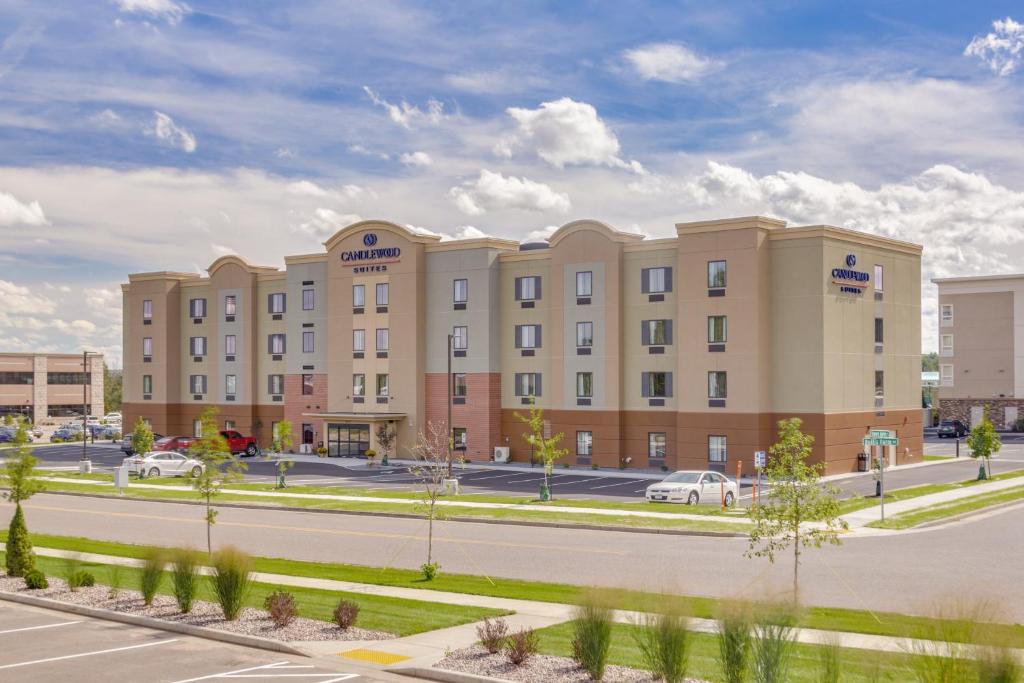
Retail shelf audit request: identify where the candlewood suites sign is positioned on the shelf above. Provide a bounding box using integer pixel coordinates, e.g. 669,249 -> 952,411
832,253 -> 869,294
341,233 -> 401,272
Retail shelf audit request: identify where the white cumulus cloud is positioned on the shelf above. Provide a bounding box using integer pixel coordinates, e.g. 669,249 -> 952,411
0,191 -> 47,226
0,280 -> 57,315
622,42 -> 720,83
449,170 -> 571,216
400,151 -> 432,167
149,111 -> 197,153
292,208 -> 362,240
112,0 -> 190,24
362,86 -> 445,129
965,17 -> 1024,76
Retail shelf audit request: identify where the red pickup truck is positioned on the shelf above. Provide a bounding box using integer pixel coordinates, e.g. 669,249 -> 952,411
221,430 -> 260,456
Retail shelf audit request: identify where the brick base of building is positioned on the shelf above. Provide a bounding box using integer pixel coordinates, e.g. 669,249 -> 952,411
939,398 -> 1024,430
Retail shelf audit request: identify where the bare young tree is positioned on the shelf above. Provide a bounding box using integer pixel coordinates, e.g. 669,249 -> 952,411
375,421 -> 396,465
408,420 -> 453,580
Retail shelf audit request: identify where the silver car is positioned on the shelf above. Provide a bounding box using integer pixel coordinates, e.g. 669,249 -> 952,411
123,451 -> 205,478
646,470 -> 738,506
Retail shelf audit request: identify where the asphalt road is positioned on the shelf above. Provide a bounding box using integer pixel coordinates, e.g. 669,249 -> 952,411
10,492 -> 1024,621
0,601 -> 399,682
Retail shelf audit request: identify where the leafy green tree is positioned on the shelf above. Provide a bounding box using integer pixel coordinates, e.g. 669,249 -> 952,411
130,417 -> 154,456
188,407 -> 246,557
967,406 -> 1001,480
272,419 -> 294,487
104,364 -> 122,413
746,418 -> 848,600
3,419 -> 44,576
514,399 -> 568,500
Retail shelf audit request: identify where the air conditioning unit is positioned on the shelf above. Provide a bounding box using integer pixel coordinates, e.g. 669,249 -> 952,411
493,446 -> 510,463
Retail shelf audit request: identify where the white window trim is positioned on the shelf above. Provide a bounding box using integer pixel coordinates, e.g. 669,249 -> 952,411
940,364 -> 954,387
940,334 -> 954,357
940,304 -> 954,326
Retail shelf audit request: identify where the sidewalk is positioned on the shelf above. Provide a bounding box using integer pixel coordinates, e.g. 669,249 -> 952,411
28,546 -> 1023,672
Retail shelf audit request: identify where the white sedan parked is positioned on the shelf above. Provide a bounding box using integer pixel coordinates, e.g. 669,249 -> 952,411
123,451 -> 205,478
646,470 -> 738,506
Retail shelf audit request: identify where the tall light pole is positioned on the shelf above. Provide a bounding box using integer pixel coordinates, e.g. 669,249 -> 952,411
447,333 -> 453,477
81,350 -> 89,462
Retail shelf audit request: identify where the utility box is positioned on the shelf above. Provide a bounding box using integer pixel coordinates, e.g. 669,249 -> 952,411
114,465 -> 129,493
442,478 -> 460,495
79,460 -> 92,474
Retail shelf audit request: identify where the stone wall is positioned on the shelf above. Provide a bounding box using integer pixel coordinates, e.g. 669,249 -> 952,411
939,398 -> 1024,430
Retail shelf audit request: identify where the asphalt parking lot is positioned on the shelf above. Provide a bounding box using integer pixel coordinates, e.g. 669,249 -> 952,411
0,602 -> 383,682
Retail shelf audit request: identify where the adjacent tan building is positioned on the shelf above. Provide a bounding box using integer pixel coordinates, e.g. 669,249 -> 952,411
933,274 -> 1024,429
122,217 -> 922,474
0,352 -> 104,423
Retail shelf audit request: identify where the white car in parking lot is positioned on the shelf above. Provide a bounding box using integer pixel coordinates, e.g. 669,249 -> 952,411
123,451 -> 205,478
646,470 -> 738,506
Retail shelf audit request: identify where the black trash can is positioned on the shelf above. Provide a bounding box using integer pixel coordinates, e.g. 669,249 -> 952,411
857,452 -> 868,472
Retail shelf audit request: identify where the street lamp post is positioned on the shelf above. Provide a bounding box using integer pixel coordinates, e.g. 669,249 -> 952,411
447,333 -> 453,477
80,351 -> 91,471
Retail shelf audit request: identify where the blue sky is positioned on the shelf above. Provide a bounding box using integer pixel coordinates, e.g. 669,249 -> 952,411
2,1 -> 1024,364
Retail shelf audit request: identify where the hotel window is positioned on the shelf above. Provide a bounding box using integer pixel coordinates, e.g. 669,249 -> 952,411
303,331 -> 315,353
225,374 -> 236,397
875,318 -> 884,345
268,293 -> 286,314
142,337 -> 153,359
268,374 -> 284,395
453,279 -> 468,304
193,419 -> 203,438
576,321 -> 593,347
708,371 -> 727,399
225,420 -> 236,430
576,271 -> 592,297
352,284 -> 365,308
641,267 -> 672,294
225,334 -> 236,356
940,304 -> 954,325
376,282 -> 389,306
514,372 -> 542,397
352,374 -> 365,396
577,431 -> 593,458
376,373 -> 389,397
453,427 -> 468,450
189,298 -> 207,318
353,329 -> 365,352
940,334 -> 953,356
268,333 -> 286,354
874,264 -> 884,291
515,324 -> 540,349
453,373 -> 467,397
708,260 -> 727,289
224,295 -> 236,316
376,328 -> 389,351
302,288 -> 314,311
709,436 -> 727,463
641,372 -> 672,398
190,374 -> 207,395
142,375 -> 152,394
189,336 -> 206,357
875,370 -> 885,399
142,299 -> 152,320
576,372 -> 593,398
642,319 -> 672,346
302,373 -> 313,395
708,316 -> 727,343
649,433 -> 667,461
515,276 -> 540,301
940,364 -> 954,387
453,326 -> 468,350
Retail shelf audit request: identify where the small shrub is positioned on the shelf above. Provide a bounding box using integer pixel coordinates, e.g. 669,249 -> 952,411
634,609 -> 690,683
818,636 -> 841,683
66,570 -> 95,591
264,590 -> 298,629
24,569 -> 48,589
140,548 -> 166,606
211,546 -> 253,621
333,599 -> 360,630
504,628 -> 539,667
171,548 -> 200,614
5,504 -> 35,577
751,603 -> 797,683
571,602 -> 613,680
476,617 -> 509,654
718,600 -> 752,683
591,463 -> 599,470
421,562 -> 439,581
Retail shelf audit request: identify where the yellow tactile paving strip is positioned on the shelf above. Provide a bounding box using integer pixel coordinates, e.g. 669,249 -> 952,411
337,648 -> 411,665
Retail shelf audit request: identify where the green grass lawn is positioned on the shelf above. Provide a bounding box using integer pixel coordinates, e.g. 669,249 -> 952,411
835,467 -> 1024,516
0,552 -> 507,636
6,531 -> 1023,647
923,455 -> 953,462
533,621 -> 917,683
867,486 -> 1024,530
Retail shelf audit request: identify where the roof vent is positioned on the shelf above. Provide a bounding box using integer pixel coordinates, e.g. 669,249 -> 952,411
519,241 -> 549,251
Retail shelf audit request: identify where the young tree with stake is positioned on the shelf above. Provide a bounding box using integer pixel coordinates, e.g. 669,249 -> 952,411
3,418 -> 44,576
271,419 -> 294,488
130,417 -> 154,458
967,406 -> 1001,480
514,399 -> 568,501
375,421 -> 396,466
409,420 -> 453,580
188,408 -> 246,557
746,418 -> 847,601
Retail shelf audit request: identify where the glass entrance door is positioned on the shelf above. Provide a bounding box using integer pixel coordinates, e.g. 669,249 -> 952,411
327,423 -> 370,457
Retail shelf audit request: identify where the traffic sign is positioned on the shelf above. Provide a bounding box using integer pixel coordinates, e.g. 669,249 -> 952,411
870,429 -> 894,438
754,450 -> 766,468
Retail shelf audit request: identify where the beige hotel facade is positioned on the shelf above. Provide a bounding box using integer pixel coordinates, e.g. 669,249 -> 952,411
122,216 -> 922,474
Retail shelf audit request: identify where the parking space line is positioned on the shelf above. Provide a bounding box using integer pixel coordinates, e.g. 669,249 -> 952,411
588,480 -> 645,489
171,660 -> 358,682
0,638 -> 178,670
0,620 -> 81,635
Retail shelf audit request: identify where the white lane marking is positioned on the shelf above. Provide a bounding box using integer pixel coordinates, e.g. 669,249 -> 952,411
589,480 -> 645,489
171,660 -> 358,682
462,472 -> 523,481
0,638 -> 178,670
0,620 -> 81,635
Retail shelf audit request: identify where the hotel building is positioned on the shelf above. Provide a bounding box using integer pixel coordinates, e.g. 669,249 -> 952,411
122,217 -> 922,474
0,352 -> 104,423
933,273 -> 1024,429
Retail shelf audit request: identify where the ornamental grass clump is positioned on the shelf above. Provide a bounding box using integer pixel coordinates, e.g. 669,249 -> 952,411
211,546 -> 253,621
571,600 -> 613,681
907,601 -> 987,683
171,548 -> 201,614
818,635 -> 842,683
140,548 -> 166,606
750,602 -> 798,683
717,600 -> 753,683
633,607 -> 691,683
333,598 -> 360,630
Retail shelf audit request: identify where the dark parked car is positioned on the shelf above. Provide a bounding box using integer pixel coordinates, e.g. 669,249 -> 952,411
121,433 -> 165,455
937,419 -> 968,438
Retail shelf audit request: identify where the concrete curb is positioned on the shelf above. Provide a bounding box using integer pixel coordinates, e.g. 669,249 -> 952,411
0,590 -> 308,657
389,667 -> 508,683
38,490 -> 748,538
914,497 -> 1024,529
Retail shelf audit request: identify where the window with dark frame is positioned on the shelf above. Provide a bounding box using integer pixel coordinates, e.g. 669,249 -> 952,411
641,372 -> 671,398
708,371 -> 727,399
352,374 -> 365,396
577,431 -> 593,457
576,372 -> 593,398
225,334 -> 236,356
302,373 -> 314,395
709,435 -> 727,463
708,316 -> 727,343
352,284 -> 365,307
225,374 -> 236,396
142,337 -> 153,358
142,375 -> 152,394
224,295 -> 236,316
649,432 -> 667,460
268,333 -> 286,354
642,319 -> 671,345
453,373 -> 467,397
875,317 -> 884,344
268,374 -> 284,395
875,370 -> 884,399
302,288 -> 314,310
142,299 -> 152,320
376,328 -> 389,351
189,336 -> 206,356
643,267 -> 669,293
453,427 -> 468,450
302,330 -> 314,353
576,271 -> 592,297
189,298 -> 207,318
453,326 -> 468,350
515,324 -> 540,349
376,282 -> 389,306
376,373 -> 389,397
708,260 -> 727,289
515,276 -> 540,301
268,293 -> 286,314
190,374 -> 207,394
352,329 -> 365,352
576,321 -> 593,347
514,372 -> 541,396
